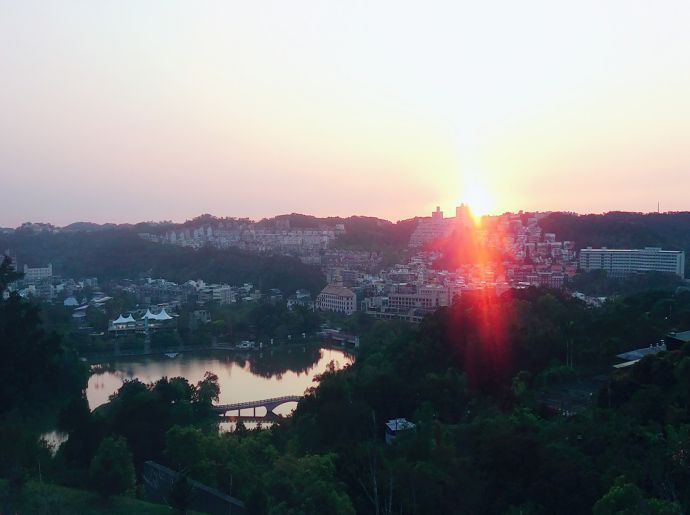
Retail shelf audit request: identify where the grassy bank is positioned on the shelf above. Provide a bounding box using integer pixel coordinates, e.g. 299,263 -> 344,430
0,480 -> 185,515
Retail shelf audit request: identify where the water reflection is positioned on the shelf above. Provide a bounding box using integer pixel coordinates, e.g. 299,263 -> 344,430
87,346 -> 353,414
219,414 -> 280,432
41,430 -> 68,455
232,345 -> 326,379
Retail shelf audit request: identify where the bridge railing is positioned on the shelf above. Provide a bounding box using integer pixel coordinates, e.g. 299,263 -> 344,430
213,395 -> 302,412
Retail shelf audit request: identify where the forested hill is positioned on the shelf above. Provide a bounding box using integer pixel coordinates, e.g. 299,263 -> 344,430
540,211 -> 690,252
0,228 -> 326,294
333,216 -> 418,251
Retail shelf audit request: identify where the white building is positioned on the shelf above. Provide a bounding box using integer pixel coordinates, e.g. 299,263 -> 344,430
110,314 -> 137,334
316,285 -> 357,314
199,284 -> 235,304
108,309 -> 174,334
409,205 -> 473,247
23,263 -> 52,283
579,247 -> 685,279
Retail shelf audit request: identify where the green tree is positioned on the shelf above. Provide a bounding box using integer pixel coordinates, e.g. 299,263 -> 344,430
0,255 -> 22,292
593,481 -> 682,515
169,471 -> 195,515
0,292 -> 87,413
194,372 -> 220,406
165,426 -> 213,483
88,436 -> 135,499
264,453 -> 355,515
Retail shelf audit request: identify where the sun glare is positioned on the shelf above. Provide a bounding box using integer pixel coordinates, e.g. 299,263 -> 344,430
460,183 -> 493,222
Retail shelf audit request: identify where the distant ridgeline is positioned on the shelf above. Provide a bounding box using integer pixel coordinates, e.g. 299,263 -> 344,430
6,211 -> 690,295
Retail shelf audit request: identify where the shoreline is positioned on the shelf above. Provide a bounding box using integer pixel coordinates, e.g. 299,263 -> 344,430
82,341 -> 357,364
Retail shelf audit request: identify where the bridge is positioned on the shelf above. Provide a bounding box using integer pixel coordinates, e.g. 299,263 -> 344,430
212,395 -> 302,416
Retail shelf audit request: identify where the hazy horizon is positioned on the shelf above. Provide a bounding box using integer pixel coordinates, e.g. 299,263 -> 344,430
6,207 -> 690,229
3,1 -> 690,226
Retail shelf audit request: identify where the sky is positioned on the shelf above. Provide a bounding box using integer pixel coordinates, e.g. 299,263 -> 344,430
1,1 -> 690,226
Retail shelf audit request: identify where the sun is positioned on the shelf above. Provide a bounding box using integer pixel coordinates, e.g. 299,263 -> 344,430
460,183 -> 493,223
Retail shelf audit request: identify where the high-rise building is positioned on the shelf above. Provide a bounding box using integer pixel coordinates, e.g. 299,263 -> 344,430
409,204 -> 473,247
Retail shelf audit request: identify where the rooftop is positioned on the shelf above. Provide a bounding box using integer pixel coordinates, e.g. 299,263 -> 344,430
582,247 -> 683,254
616,344 -> 666,361
668,330 -> 690,343
385,418 -> 415,432
319,284 -> 356,297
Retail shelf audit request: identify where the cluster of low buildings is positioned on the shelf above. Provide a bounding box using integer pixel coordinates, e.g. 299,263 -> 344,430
408,209 -> 578,289
483,213 -> 578,289
139,217 -> 345,257
139,217 -> 394,281
106,277 -> 287,308
314,210 -> 581,322
314,210 -> 687,322
316,258 -> 510,323
2,255 -> 99,303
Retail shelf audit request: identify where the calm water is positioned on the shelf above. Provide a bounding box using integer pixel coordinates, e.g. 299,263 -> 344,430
87,346 -> 353,418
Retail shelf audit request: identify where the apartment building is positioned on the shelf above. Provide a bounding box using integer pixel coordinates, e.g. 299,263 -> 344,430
408,205 -> 473,247
22,263 -> 53,283
316,285 -> 357,314
579,247 -> 685,279
199,284 -> 235,304
388,285 -> 450,311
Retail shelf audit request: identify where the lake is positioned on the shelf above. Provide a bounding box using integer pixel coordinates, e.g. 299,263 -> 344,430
86,346 -> 353,419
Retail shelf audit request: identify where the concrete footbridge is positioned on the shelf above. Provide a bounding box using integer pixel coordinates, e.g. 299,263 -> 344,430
212,395 -> 302,416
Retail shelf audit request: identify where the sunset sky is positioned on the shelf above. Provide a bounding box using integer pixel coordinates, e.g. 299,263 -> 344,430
2,1 -> 690,226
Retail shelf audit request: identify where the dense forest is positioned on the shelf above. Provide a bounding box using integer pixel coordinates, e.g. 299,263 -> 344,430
570,270 -> 686,297
0,259 -> 87,416
334,217 -> 418,253
161,288 -> 690,514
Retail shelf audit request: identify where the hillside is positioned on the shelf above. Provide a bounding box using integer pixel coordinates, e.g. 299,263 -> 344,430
0,480 -> 181,514
169,213 -> 418,252
0,228 -> 326,294
540,212 -> 690,251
